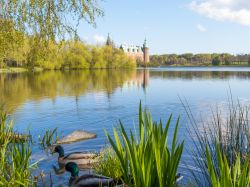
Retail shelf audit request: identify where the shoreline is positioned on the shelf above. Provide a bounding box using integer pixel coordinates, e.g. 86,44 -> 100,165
1,65 -> 250,74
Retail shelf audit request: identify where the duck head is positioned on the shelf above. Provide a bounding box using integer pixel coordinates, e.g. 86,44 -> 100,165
54,145 -> 64,158
65,162 -> 79,178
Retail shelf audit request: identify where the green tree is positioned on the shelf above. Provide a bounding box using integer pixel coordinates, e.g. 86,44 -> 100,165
0,0 -> 103,66
212,56 -> 221,66
0,0 -> 103,41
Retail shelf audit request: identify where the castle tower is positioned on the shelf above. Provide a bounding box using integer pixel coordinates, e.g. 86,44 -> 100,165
142,38 -> 149,63
106,33 -> 113,47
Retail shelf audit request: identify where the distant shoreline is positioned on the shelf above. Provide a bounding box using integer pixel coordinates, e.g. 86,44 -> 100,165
2,65 -> 250,74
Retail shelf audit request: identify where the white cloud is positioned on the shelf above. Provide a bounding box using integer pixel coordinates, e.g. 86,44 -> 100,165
93,34 -> 106,43
189,0 -> 250,26
197,24 -> 207,32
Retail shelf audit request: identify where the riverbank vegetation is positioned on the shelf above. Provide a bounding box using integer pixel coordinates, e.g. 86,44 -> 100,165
105,103 -> 184,187
149,53 -> 250,66
96,101 -> 250,186
0,111 -> 39,186
2,100 -> 250,186
183,97 -> 250,186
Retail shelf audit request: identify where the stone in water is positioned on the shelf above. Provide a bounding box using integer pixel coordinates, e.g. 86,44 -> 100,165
57,130 -> 97,144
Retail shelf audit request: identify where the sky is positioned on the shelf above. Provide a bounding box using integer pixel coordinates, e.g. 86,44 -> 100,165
77,0 -> 250,55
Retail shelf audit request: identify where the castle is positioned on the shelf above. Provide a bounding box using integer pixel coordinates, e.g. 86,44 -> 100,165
106,34 -> 149,64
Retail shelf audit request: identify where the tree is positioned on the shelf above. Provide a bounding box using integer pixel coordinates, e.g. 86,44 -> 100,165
0,0 -> 103,66
0,0 -> 103,41
212,56 -> 221,66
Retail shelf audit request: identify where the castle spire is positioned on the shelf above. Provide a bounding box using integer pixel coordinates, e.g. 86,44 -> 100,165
106,33 -> 112,46
143,38 -> 147,48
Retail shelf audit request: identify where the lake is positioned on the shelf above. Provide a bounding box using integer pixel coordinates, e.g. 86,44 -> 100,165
1,67 -> 250,186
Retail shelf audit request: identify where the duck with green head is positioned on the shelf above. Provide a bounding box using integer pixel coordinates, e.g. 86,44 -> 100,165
65,162 -> 115,187
54,145 -> 98,169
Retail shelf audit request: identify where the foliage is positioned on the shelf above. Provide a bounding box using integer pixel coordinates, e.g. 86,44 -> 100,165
150,53 -> 250,66
0,111 -> 39,186
206,144 -> 250,187
0,0 -> 104,69
105,102 -> 184,187
0,0 -> 103,41
1,39 -> 136,70
183,97 -> 250,186
212,56 -> 221,66
94,147 -> 123,181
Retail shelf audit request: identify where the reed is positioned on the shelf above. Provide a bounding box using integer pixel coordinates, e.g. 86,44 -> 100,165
0,111 -> 39,186
183,96 -> 250,186
206,144 -> 250,187
39,128 -> 59,149
106,102 -> 184,187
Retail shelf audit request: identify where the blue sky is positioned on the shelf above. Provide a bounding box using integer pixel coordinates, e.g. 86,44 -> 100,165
78,0 -> 250,55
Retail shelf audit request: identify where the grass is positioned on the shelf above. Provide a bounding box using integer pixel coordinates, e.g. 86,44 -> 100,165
182,95 -> 250,186
105,102 -> 184,187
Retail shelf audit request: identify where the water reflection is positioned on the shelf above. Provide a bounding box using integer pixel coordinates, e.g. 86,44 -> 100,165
0,70 -> 137,111
2,69 -> 250,112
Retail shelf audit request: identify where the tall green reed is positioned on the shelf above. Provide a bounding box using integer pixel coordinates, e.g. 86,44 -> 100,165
0,111 -> 39,186
206,144 -> 250,187
183,96 -> 250,186
39,128 -> 59,150
106,102 -> 184,187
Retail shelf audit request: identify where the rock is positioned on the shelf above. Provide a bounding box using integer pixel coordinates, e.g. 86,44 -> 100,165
56,130 -> 97,144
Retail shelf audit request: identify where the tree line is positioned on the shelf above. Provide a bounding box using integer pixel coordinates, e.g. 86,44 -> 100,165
0,1 -> 136,70
150,53 -> 250,66
0,35 -> 135,70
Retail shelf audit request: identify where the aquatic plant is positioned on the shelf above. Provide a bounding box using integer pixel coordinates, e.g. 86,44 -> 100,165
0,112 -> 13,145
183,96 -> 250,186
106,102 -> 184,187
206,144 -> 250,187
94,146 -> 123,182
39,128 -> 59,149
0,111 -> 39,186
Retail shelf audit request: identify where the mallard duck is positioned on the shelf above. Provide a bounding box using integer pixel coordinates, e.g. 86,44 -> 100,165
54,145 -> 98,169
65,162 -> 114,187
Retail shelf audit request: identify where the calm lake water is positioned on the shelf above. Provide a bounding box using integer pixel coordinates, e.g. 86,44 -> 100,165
1,67 -> 250,186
